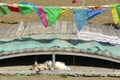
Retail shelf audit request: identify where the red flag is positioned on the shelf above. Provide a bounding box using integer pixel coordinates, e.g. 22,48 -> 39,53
72,0 -> 77,3
7,4 -> 19,12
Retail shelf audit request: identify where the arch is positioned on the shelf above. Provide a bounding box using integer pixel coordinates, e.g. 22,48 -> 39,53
0,51 -> 120,64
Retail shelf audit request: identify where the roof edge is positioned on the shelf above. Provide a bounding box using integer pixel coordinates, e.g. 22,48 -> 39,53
0,48 -> 120,63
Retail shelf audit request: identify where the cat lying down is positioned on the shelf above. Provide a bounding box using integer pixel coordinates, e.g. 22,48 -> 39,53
30,60 -> 71,71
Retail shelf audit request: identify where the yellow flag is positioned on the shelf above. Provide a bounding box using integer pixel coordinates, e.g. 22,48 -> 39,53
58,8 -> 70,19
110,4 -> 120,24
111,7 -> 120,24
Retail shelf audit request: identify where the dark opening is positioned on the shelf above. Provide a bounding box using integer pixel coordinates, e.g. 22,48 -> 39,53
0,55 -> 120,69
0,55 -> 52,67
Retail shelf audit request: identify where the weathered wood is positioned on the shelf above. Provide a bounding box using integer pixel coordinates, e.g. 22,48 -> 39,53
34,22 -> 41,34
90,24 -> 97,33
6,26 -> 15,38
94,24 -> 99,33
105,26 -> 113,36
9,24 -> 18,38
22,22 -> 32,36
96,25 -> 103,34
29,22 -> 38,35
107,26 -> 116,36
60,21 -> 67,33
45,23 -> 55,34
67,21 -> 73,33
3,28 -> 12,38
54,21 -> 61,33
84,24 -> 91,32
101,25 -> 109,35
33,22 -> 39,34
36,22 -> 45,34
81,24 -> 87,32
72,21 -> 77,34
28,22 -> 36,35
15,21 -> 26,36
0,28 -> 8,38
0,21 -> 119,40
115,29 -> 120,38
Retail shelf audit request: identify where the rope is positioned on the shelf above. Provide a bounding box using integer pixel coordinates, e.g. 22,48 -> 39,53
0,3 -> 110,8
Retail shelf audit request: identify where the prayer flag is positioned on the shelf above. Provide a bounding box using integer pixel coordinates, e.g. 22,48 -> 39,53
20,2 -> 39,15
110,3 -> 120,24
0,4 -> 10,16
117,6 -> 120,18
72,8 -> 87,31
37,6 -> 48,27
58,8 -> 70,19
18,4 -> 35,14
86,8 -> 107,20
7,4 -> 19,12
42,6 -> 61,26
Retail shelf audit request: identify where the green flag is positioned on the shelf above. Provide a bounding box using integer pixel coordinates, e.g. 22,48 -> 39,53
18,4 -> 35,14
0,4 -> 10,16
117,6 -> 120,18
42,6 -> 61,26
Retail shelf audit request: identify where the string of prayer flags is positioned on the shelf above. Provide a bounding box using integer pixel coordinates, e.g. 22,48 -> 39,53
42,6 -> 61,26
0,4 -> 10,16
7,4 -> 19,12
1,2 -> 120,31
72,8 -> 87,31
86,8 -> 107,20
18,4 -> 35,14
110,3 -> 120,24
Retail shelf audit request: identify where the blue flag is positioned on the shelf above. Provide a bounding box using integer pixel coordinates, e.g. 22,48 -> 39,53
85,8 -> 107,20
72,8 -> 87,31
